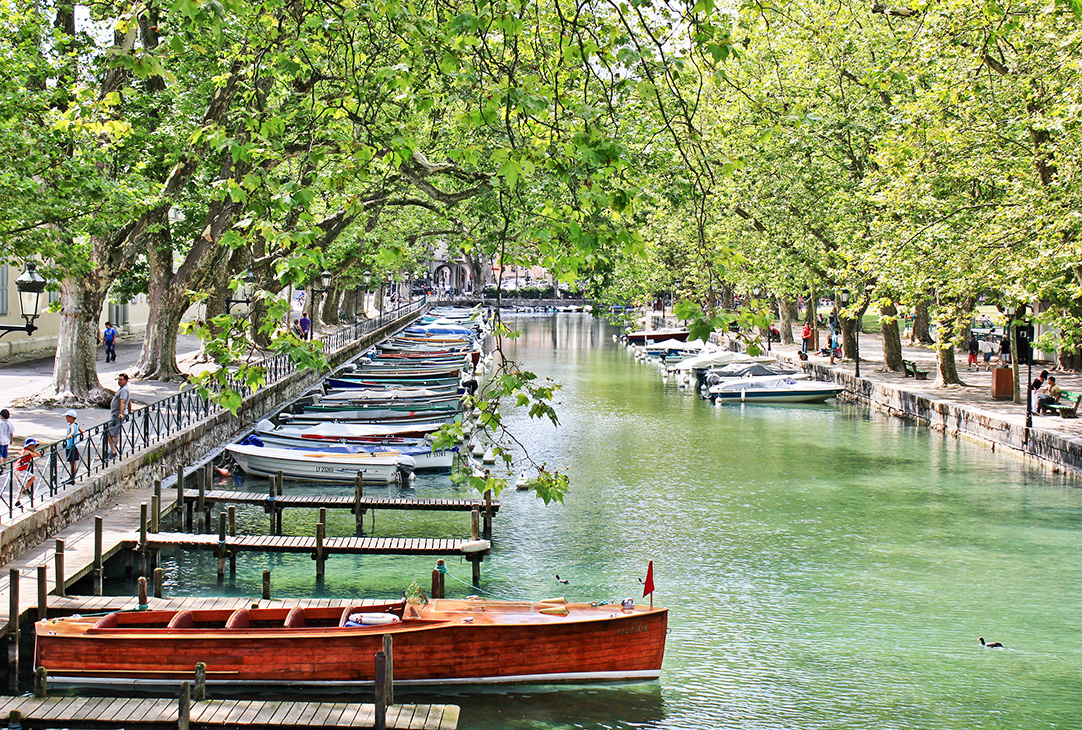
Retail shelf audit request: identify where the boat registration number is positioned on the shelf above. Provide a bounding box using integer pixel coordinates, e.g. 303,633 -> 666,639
616,624 -> 649,636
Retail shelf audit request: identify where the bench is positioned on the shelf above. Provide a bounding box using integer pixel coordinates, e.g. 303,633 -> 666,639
903,359 -> 929,380
1044,391 -> 1082,418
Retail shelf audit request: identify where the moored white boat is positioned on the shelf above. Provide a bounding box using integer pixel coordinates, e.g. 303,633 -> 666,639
709,376 -> 845,404
226,443 -> 413,483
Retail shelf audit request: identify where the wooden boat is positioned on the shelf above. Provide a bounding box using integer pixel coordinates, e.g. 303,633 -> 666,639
258,420 -> 445,440
247,434 -> 455,471
34,598 -> 667,687
624,328 -> 690,345
226,444 -> 412,483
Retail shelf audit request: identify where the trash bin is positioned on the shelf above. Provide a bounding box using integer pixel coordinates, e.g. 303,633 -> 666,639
991,366 -> 1013,400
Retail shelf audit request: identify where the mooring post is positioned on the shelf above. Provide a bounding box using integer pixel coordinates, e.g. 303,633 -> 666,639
197,470 -> 208,532
315,522 -> 325,580
153,567 -> 164,598
382,634 -> 394,706
471,555 -> 481,588
217,512 -> 228,581
93,516 -> 103,596
374,651 -> 387,730
275,472 -> 284,533
53,539 -> 65,598
150,494 -> 160,535
353,473 -> 364,534
8,568 -> 19,692
194,662 -> 206,702
139,502 -> 148,577
483,489 -> 493,539
33,666 -> 46,698
267,477 -> 277,535
137,576 -> 148,608
176,466 -> 185,513
36,565 -> 47,621
262,569 -> 271,601
8,710 -> 22,729
276,470 -> 284,495
178,681 -> 191,730
432,559 -> 446,599
471,508 -> 480,541
227,505 -> 237,575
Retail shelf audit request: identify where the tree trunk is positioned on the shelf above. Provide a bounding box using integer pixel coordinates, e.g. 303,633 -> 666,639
911,300 -> 933,344
49,276 -> 113,406
778,298 -> 794,344
341,289 -> 357,321
1059,348 -> 1082,371
880,302 -> 904,372
321,285 -> 340,326
936,343 -> 964,386
134,286 -> 186,381
805,286 -> 819,351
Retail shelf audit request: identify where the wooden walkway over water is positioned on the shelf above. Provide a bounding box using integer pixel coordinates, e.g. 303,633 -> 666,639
188,489 -> 499,513
0,696 -> 459,729
126,533 -> 487,557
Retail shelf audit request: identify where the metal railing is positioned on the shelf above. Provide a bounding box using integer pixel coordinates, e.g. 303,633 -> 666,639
0,297 -> 427,519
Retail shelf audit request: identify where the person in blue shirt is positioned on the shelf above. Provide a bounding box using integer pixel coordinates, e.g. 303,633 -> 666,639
62,409 -> 83,484
102,321 -> 117,362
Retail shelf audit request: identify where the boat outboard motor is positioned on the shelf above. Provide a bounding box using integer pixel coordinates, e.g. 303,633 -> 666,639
279,413 -> 294,423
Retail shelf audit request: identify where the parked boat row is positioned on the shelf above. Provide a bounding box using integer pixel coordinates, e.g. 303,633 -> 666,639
620,326 -> 845,404
226,306 -> 490,483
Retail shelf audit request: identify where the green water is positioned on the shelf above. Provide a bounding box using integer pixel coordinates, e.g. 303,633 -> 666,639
119,314 -> 1082,729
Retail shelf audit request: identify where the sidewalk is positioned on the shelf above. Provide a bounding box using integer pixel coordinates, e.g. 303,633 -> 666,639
769,328 -> 1082,469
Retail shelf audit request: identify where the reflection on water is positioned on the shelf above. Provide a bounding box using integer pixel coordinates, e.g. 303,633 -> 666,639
97,314 -> 1082,729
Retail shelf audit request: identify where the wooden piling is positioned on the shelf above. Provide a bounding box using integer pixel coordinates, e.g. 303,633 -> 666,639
137,576 -> 148,607
178,682 -> 190,730
36,565 -> 47,621
150,494 -> 160,535
8,710 -> 22,729
319,507 -> 327,526
8,568 -> 19,692
153,567 -> 164,598
217,512 -> 227,581
432,559 -> 446,599
354,473 -> 365,533
471,556 -> 481,588
276,470 -> 284,495
227,505 -> 237,575
176,466 -> 185,511
374,651 -> 387,730
198,470 -> 208,532
382,634 -> 394,706
194,663 -> 206,702
315,522 -> 325,580
33,666 -> 46,698
93,516 -> 103,596
53,539 -> 65,598
471,508 -> 480,540
262,569 -> 271,600
267,477 -> 277,535
139,503 -> 148,577
276,472 -> 284,533
483,489 -> 493,539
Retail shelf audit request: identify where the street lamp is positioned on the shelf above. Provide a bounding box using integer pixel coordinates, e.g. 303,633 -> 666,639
0,262 -> 46,338
361,270 -> 372,318
838,289 -> 852,374
225,270 -> 256,314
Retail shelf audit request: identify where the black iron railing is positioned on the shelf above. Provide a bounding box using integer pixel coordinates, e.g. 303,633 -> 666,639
0,297 -> 427,519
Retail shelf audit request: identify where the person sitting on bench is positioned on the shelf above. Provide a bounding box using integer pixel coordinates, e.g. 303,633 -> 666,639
1036,376 -> 1061,414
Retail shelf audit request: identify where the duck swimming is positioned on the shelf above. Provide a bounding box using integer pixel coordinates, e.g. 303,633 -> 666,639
979,637 -> 1004,648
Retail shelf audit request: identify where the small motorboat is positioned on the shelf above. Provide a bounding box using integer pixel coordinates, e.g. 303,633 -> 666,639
34,597 -> 667,687
624,328 -> 691,346
226,443 -> 413,483
709,375 -> 845,404
245,433 -> 455,471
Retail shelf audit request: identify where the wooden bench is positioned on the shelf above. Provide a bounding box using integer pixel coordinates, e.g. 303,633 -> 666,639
902,360 -> 929,380
1044,391 -> 1082,418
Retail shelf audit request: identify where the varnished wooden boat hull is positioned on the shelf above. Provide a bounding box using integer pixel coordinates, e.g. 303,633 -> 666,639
35,601 -> 668,687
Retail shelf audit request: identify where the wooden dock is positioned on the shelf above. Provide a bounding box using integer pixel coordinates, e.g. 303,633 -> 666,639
187,489 -> 500,513
0,696 -> 459,729
127,533 -> 488,557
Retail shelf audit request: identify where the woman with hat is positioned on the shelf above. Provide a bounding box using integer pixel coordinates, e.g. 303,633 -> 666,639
63,410 -> 83,485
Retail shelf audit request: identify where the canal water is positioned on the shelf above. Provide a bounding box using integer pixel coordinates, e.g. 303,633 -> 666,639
118,313 -> 1082,729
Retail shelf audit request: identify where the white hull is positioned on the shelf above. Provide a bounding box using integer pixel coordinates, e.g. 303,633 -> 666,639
254,432 -> 455,471
710,381 -> 845,404
227,444 -> 408,483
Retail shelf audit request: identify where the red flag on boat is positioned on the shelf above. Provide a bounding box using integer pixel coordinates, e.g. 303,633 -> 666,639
642,561 -> 655,598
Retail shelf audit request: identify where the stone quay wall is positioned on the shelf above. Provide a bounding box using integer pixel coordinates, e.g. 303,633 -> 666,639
0,312 -> 420,565
787,358 -> 1082,479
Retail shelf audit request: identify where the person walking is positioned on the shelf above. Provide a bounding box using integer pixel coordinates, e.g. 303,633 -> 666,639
967,334 -> 979,371
62,409 -> 83,484
999,335 -> 1012,365
102,321 -> 118,362
298,313 -> 311,340
14,438 -> 40,507
0,409 -> 13,460
107,373 -> 133,459
801,322 -> 812,354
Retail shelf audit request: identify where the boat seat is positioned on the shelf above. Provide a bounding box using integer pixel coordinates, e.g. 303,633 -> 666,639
167,610 -> 195,629
91,613 -> 119,629
338,606 -> 357,627
284,607 -> 306,628
225,608 -> 251,629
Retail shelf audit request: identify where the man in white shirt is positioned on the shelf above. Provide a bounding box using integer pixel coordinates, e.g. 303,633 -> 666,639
0,409 -> 12,460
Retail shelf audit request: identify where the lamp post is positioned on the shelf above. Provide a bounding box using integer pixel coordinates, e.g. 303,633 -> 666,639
225,271 -> 256,314
307,269 -> 332,337
752,286 -> 770,353
1025,311 -> 1033,438
838,289 -> 854,375
0,262 -> 46,338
